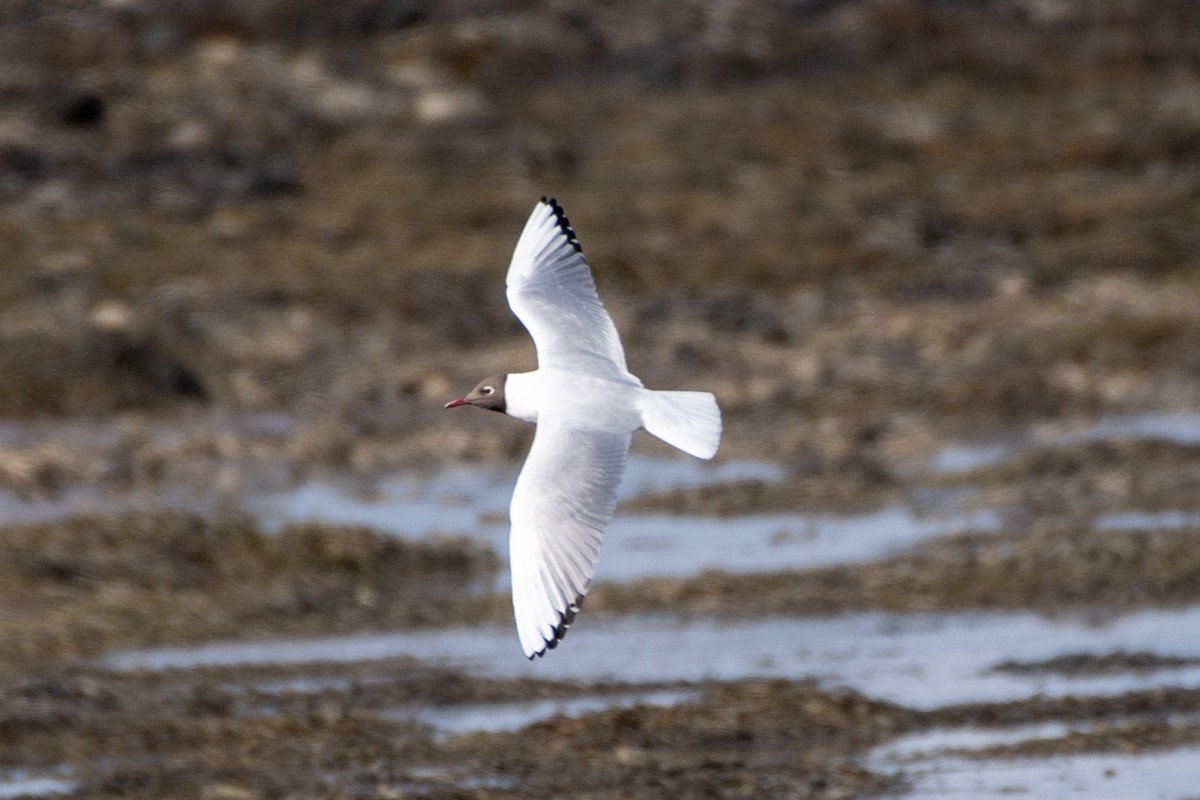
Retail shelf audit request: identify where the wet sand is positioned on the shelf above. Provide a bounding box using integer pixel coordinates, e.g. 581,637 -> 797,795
3,1 -> 1200,798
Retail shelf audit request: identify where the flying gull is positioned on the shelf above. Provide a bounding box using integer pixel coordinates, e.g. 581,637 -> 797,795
446,197 -> 722,658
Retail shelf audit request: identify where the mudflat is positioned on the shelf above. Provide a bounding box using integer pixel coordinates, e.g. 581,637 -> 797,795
3,2 -> 1200,798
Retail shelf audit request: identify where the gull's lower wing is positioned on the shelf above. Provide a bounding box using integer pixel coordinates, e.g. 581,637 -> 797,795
506,198 -> 631,378
508,417 -> 631,658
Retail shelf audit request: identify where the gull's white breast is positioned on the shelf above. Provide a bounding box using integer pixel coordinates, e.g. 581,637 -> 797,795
505,369 -> 645,432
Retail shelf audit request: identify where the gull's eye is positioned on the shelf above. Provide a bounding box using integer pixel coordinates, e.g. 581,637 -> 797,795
481,386 -> 495,395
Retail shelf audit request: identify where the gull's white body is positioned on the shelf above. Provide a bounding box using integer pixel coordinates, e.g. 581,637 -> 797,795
486,198 -> 722,658
502,370 -> 643,428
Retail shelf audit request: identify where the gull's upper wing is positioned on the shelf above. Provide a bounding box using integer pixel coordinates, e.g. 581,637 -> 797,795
506,198 -> 631,378
508,415 -> 631,658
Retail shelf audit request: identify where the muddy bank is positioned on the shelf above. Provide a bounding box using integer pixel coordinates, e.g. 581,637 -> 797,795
6,497 -> 1198,685
3,667 -> 911,800
6,660 -> 1198,799
0,1 -> 1199,470
5,472 -> 1200,682
589,520 -> 1200,617
929,438 -> 1200,515
2,1 -> 1200,797
0,512 -> 498,678
925,685 -> 1200,759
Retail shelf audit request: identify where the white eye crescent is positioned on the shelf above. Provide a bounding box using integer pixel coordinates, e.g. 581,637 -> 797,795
481,386 -> 495,395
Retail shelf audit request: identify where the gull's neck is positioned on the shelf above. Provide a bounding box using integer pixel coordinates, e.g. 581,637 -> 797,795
503,371 -> 540,424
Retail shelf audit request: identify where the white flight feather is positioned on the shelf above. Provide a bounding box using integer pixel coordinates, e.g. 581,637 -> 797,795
506,199 -> 635,381
509,416 -> 630,658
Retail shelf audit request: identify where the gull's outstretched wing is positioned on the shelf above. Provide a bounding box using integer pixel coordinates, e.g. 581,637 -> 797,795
508,416 -> 631,658
506,197 -> 631,378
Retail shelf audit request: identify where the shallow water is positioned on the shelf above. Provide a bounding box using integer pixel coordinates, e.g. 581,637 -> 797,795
877,744 -> 1200,799
0,486 -> 121,524
248,456 -> 997,585
1084,411 -> 1200,445
246,455 -> 785,538
933,410 -> 1200,472
596,505 -> 1000,581
874,713 -> 1200,798
0,774 -> 75,800
105,606 -> 1200,709
1095,510 -> 1200,531
875,721 -> 1080,761
15,411 -> 1200,795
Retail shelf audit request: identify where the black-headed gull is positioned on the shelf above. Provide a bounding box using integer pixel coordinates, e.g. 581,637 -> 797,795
446,197 -> 722,658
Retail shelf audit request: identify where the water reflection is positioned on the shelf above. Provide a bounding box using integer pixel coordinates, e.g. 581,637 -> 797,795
874,741 -> 1200,799
0,773 -> 75,800
933,410 -> 1200,473
248,456 -> 997,585
105,607 -> 1200,709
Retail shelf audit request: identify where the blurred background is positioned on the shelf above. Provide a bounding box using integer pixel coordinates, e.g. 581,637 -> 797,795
3,1 -> 1200,798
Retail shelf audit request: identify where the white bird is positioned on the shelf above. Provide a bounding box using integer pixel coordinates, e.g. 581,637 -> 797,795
445,197 -> 722,658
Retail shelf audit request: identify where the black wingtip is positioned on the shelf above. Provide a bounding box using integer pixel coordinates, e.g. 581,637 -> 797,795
540,195 -> 583,253
526,594 -> 586,659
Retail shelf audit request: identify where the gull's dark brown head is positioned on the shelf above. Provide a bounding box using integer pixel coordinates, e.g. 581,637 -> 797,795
444,374 -> 507,413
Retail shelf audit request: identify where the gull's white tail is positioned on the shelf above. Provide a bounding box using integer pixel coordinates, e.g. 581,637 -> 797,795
641,390 -> 722,460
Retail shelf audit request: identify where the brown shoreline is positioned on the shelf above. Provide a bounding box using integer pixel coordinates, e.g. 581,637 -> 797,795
4,1 -> 1200,797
